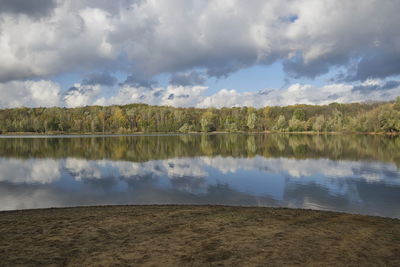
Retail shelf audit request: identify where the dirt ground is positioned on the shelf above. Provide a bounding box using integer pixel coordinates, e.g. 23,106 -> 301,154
0,205 -> 399,266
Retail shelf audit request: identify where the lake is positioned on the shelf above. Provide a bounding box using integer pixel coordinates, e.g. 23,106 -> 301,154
0,133 -> 399,218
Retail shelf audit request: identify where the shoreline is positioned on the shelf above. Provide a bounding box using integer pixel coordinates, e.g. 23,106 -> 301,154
1,204 -> 399,220
1,205 -> 399,266
2,204 -> 400,221
0,130 -> 399,137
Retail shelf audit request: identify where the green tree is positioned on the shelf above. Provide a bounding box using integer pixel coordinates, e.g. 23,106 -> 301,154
247,113 -> 257,131
293,109 -> 306,121
379,109 -> 400,132
275,115 -> 287,131
200,110 -> 216,132
126,108 -> 137,132
288,118 -> 307,131
178,123 -> 192,133
394,96 -> 400,111
110,107 -> 128,132
0,98 -> 399,134
313,115 -> 325,132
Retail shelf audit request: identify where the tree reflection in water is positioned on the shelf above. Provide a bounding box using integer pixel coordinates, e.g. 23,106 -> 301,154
0,134 -> 399,217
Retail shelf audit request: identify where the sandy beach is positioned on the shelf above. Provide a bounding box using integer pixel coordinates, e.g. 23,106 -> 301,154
0,205 -> 399,266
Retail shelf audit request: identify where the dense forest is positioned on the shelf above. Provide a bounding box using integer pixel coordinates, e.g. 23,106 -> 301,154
0,97 -> 399,134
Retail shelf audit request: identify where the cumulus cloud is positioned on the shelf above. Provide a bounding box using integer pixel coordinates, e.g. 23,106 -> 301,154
197,80 -> 400,108
56,156 -> 400,190
105,79 -> 400,108
169,71 -> 206,86
346,52 -> 400,81
95,84 -> 207,107
1,0 -> 400,108
0,80 -> 60,108
0,0 -> 400,83
200,156 -> 400,185
82,72 -> 117,86
5,156 -> 397,195
0,0 -> 56,18
62,84 -> 102,108
121,73 -> 157,88
0,77 -> 399,109
0,158 -> 60,184
64,158 -> 208,182
0,2 -> 117,82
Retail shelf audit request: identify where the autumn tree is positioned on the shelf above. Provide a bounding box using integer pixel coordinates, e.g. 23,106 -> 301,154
247,112 -> 257,131
200,110 -> 216,132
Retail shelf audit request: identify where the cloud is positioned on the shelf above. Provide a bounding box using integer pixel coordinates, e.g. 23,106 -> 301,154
64,158 -> 208,182
346,52 -> 400,81
0,156 -> 398,213
0,0 -> 56,18
0,0 -> 400,83
0,158 -> 60,184
1,0 -> 400,109
197,80 -> 400,108
95,84 -> 207,107
92,78 -> 400,108
161,85 -> 207,107
74,0 -> 139,15
0,3 -> 117,82
200,156 -> 400,185
169,71 -> 206,86
60,156 -> 400,187
0,77 -> 399,109
122,73 -> 157,88
82,72 -> 117,86
0,80 -> 60,108
62,84 -> 102,108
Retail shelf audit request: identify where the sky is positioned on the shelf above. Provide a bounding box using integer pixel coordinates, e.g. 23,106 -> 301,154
0,0 -> 400,108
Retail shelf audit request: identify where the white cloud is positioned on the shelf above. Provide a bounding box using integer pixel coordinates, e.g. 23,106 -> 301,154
0,156 -> 398,212
95,86 -> 161,106
0,78 -> 399,109
0,2 -> 117,82
0,80 -> 60,108
0,0 -> 400,82
94,85 -> 207,107
1,0 -> 400,108
63,83 -> 102,108
197,81 -> 400,108
66,78 -> 400,109
64,158 -> 104,180
0,158 -> 60,184
201,156 -> 400,185
64,158 -> 208,181
63,156 -> 400,186
161,85 -> 207,107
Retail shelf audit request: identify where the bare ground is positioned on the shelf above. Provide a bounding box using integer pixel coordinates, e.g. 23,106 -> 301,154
0,205 -> 399,266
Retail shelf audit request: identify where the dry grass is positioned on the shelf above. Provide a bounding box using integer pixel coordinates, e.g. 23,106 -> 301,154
0,205 -> 399,266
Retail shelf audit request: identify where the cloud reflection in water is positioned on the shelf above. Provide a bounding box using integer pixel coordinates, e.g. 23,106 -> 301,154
0,155 -> 399,217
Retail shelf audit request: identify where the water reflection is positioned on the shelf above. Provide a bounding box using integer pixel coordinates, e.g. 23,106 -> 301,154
0,134 -> 399,218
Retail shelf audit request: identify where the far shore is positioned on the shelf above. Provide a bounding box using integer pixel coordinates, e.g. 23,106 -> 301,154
0,130 -> 399,137
0,205 -> 399,266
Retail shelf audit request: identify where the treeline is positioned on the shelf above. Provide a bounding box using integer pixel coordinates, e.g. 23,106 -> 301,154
0,97 -> 400,134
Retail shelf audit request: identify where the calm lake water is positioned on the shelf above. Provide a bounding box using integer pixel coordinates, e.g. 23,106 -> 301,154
0,134 -> 399,218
